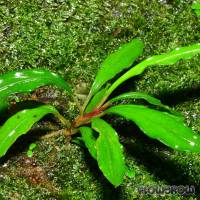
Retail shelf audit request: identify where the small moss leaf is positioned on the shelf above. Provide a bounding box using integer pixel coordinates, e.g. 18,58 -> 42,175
27,150 -> 33,158
125,166 -> 135,178
29,143 -> 37,150
0,105 -> 62,158
27,143 -> 37,158
92,118 -> 126,187
106,105 -> 200,152
79,126 -> 97,159
90,39 -> 144,95
0,69 -> 71,112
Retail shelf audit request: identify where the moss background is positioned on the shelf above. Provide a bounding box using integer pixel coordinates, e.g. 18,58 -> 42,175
0,0 -> 200,199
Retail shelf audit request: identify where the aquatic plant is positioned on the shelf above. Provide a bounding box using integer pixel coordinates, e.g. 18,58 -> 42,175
0,39 -> 200,186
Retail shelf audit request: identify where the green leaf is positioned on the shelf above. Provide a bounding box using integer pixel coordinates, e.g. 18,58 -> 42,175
0,69 -> 71,112
106,105 -> 200,152
108,92 -> 183,118
108,92 -> 162,105
90,39 -> 144,95
0,105 -> 63,158
79,126 -> 97,159
104,44 -> 200,104
191,3 -> 200,16
125,166 -> 135,178
85,85 -> 109,113
195,10 -> 200,16
27,150 -> 33,158
29,143 -> 37,150
92,118 -> 126,187
27,143 -> 37,158
191,4 -> 200,10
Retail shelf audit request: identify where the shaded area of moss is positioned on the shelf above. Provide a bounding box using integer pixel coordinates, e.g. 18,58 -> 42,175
0,0 -> 200,199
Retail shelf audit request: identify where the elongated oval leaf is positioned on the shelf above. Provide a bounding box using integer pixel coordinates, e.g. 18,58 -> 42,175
0,105 -> 62,157
90,39 -> 144,95
108,92 -> 183,118
79,126 -> 97,159
104,44 -> 200,104
106,105 -> 200,152
92,118 -> 126,187
0,69 -> 71,112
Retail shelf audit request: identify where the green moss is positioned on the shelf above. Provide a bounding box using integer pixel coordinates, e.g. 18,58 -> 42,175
0,0 -> 200,199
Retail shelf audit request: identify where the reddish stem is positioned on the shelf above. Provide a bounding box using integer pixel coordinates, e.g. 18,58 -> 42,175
72,103 -> 110,128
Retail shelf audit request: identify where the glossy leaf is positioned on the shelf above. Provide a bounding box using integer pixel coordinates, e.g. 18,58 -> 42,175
106,105 -> 200,152
92,118 -> 126,187
0,105 -> 62,158
108,92 -> 183,118
0,69 -> 71,112
90,39 -> 144,95
79,126 -> 97,159
104,44 -> 200,104
85,85 -> 109,113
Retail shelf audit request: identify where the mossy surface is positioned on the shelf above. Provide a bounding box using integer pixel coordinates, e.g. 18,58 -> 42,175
0,0 -> 200,199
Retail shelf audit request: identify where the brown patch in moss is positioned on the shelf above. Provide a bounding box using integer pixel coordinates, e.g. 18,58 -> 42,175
16,157 -> 59,192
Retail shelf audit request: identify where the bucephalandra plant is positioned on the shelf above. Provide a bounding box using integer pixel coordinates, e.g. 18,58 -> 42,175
0,39 -> 200,187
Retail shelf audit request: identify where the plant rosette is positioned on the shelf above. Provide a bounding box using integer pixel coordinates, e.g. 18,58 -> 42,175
0,39 -> 200,186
